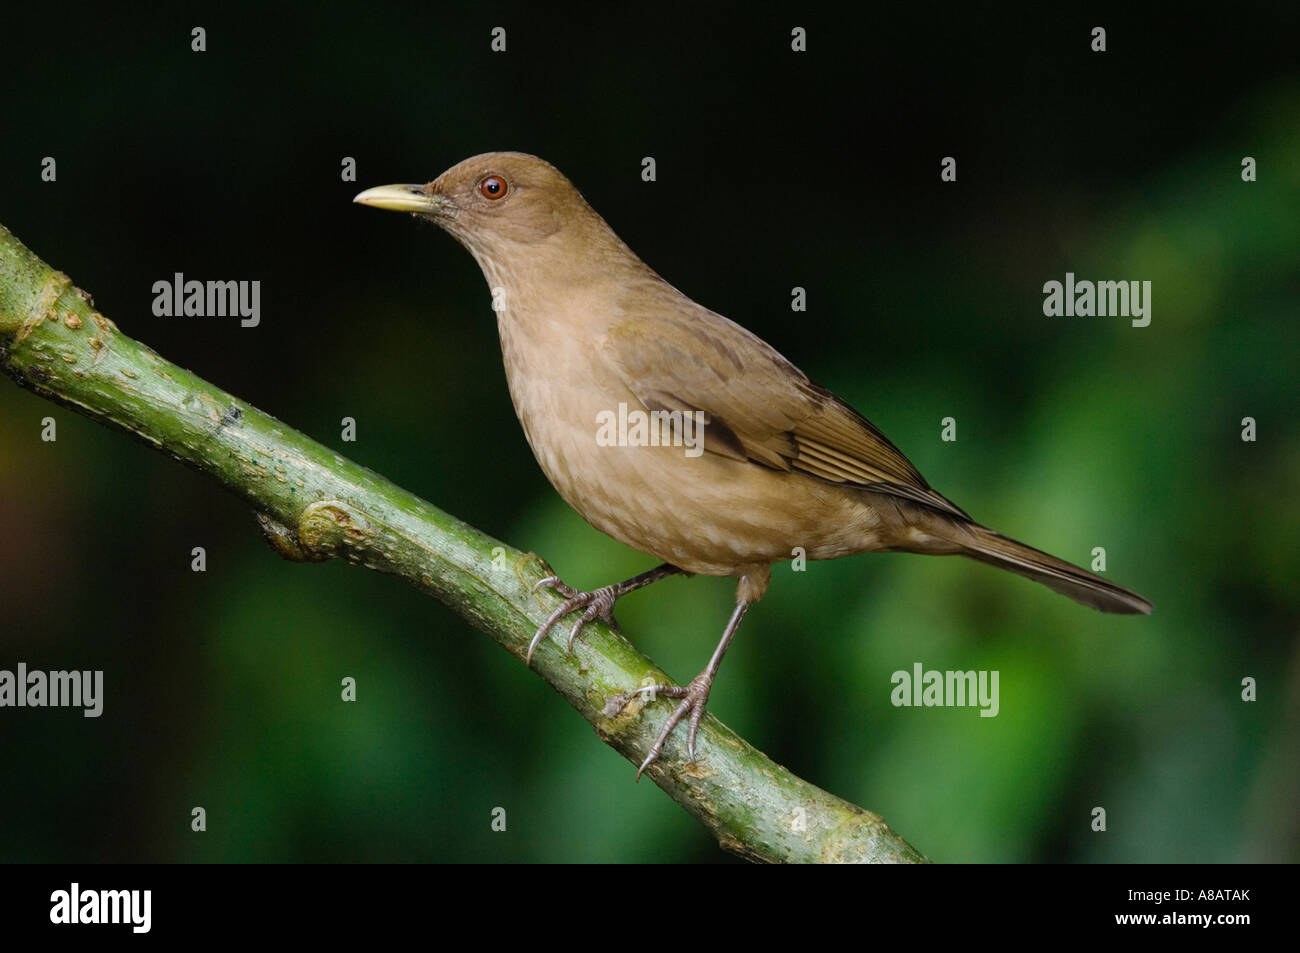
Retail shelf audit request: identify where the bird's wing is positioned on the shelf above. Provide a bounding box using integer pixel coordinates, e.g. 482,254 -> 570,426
602,286 -> 968,519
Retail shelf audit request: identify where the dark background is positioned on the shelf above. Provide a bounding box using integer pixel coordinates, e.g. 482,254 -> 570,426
1,3 -> 1296,862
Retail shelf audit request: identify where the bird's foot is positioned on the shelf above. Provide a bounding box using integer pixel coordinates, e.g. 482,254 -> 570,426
629,672 -> 715,780
527,576 -> 623,665
527,564 -> 684,666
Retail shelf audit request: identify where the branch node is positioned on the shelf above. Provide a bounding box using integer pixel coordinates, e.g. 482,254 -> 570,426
512,550 -> 553,590
297,499 -> 375,559
14,270 -> 71,346
256,512 -> 330,563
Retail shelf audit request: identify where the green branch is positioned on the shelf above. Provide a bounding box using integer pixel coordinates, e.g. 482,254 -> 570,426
0,222 -> 927,864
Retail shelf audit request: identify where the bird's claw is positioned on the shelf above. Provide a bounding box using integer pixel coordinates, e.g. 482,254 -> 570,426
633,673 -> 713,780
527,564 -> 718,778
527,577 -> 621,665
531,575 -> 574,598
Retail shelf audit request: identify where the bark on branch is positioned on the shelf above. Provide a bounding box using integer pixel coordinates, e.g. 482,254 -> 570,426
0,223 -> 927,864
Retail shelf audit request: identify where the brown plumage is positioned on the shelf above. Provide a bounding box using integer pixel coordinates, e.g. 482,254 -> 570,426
355,152 -> 1152,776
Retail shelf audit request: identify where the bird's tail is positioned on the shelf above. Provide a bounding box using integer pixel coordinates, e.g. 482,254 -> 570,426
923,518 -> 1152,615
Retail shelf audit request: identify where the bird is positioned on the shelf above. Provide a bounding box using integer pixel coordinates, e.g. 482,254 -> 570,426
354,152 -> 1152,778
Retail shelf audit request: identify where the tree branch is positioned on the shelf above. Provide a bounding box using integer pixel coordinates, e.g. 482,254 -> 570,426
0,222 -> 927,864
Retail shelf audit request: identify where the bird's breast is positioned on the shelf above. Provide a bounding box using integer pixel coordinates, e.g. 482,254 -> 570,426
494,297 -> 890,575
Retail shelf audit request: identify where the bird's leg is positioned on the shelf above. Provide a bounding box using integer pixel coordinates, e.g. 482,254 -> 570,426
633,598 -> 751,780
527,563 -> 684,664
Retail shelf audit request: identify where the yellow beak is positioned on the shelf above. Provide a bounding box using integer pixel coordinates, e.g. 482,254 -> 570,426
353,184 -> 454,214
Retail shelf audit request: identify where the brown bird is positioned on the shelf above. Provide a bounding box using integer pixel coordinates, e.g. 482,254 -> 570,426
355,152 -> 1152,777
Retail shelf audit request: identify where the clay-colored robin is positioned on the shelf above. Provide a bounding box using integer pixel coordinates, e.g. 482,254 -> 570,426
355,152 -> 1151,776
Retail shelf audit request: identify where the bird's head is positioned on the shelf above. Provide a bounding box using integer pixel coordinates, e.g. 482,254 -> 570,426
354,152 -> 595,258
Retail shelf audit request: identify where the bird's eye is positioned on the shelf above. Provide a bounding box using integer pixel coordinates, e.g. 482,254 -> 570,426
478,176 -> 508,200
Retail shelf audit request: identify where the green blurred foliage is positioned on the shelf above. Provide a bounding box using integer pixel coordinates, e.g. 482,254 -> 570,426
1,4 -> 1296,862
